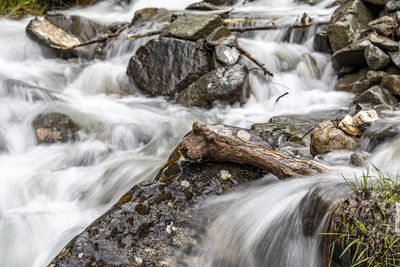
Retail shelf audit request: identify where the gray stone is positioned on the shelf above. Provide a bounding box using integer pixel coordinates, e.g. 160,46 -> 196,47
186,1 -> 222,10
350,151 -> 368,166
175,64 -> 249,108
313,31 -> 331,53
310,120 -> 359,156
388,49 -> 400,68
364,44 -> 390,70
206,26 -> 236,47
332,37 -> 371,71
328,0 -> 374,52
386,0 -> 400,12
354,85 -> 398,105
382,74 -> 400,95
131,8 -> 172,26
369,33 -> 398,51
368,16 -> 396,37
335,68 -> 375,94
161,14 -> 222,41
127,37 -> 212,96
214,45 -> 240,66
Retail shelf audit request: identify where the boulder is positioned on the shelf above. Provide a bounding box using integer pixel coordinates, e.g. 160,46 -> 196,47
32,112 -> 81,144
161,14 -> 222,41
368,16 -> 397,37
26,13 -> 109,58
214,44 -> 241,66
332,37 -> 370,71
127,37 -> 212,96
206,26 -> 236,47
186,2 -> 222,10
175,64 -> 249,108
382,74 -> 400,95
338,115 -> 361,136
328,0 -> 373,53
364,44 -> 390,70
353,85 -> 398,105
369,33 -> 398,52
310,120 -> 359,156
386,0 -> 400,12
313,31 -> 331,53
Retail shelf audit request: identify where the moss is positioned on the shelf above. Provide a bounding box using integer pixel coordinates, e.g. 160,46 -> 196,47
114,192 -> 133,207
0,0 -> 47,19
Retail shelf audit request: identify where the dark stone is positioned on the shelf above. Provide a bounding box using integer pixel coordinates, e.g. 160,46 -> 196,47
32,112 -> 81,144
388,49 -> 400,68
386,0 -> 400,12
186,1 -> 222,10
369,33 -> 398,52
313,31 -> 331,53
360,119 -> 400,151
127,37 -> 212,96
175,64 -> 249,108
332,37 -> 371,71
204,0 -> 236,5
364,44 -> 390,70
353,85 -> 398,105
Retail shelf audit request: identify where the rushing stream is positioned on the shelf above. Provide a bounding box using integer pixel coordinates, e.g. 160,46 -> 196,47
1,0 -> 400,266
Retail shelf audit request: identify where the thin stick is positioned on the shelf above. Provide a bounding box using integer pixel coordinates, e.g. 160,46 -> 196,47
229,20 -> 329,33
236,45 -> 273,77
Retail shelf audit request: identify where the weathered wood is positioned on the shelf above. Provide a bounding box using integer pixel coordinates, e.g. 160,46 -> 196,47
179,122 -> 329,179
236,45 -> 274,77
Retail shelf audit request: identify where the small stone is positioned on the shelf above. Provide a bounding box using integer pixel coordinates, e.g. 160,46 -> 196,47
382,74 -> 400,95
350,151 -> 368,166
186,2 -> 222,11
364,44 -> 390,71
181,180 -> 190,188
166,222 -> 175,234
368,16 -> 396,37
338,115 -> 361,136
135,257 -> 143,265
220,170 -> 232,179
214,45 -> 240,66
206,26 -> 235,47
388,49 -> 400,68
369,33 -> 398,52
352,110 -> 379,126
237,130 -> 251,142
386,0 -> 400,12
78,253 -> 83,259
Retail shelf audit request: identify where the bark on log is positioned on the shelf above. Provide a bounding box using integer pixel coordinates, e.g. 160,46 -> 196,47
236,45 -> 273,76
179,122 -> 329,179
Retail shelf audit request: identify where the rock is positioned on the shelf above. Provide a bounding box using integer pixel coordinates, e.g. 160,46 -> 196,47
186,1 -> 222,10
206,26 -> 236,47
310,120 -> 359,156
298,0 -> 325,5
161,14 -> 222,41
338,115 -> 361,136
382,74 -> 400,95
214,45 -> 240,66
328,0 -> 373,53
369,33 -> 398,52
364,44 -> 390,70
352,109 -> 379,126
354,85 -> 398,105
32,112 -> 81,144
362,0 -> 388,5
350,151 -> 368,166
131,8 -> 172,27
48,126 -> 267,266
175,64 -> 249,108
332,37 -> 371,71
368,16 -> 396,37
313,31 -> 331,53
335,68 -> 384,94
127,37 -> 212,96
361,119 -> 400,151
386,0 -> 400,12
204,0 -> 236,5
26,13 -> 109,58
388,48 -> 400,68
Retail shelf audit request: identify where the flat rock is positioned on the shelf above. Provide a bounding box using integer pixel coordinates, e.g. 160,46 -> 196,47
369,33 -> 398,52
364,44 -> 390,71
161,14 -> 222,41
354,85 -> 398,105
175,64 -> 249,108
127,37 -> 212,96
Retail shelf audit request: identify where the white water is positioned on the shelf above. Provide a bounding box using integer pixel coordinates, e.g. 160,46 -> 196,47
0,0 -> 399,266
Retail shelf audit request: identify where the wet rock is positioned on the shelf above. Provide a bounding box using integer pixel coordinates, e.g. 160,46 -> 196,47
204,0 -> 236,5
26,13 -> 108,58
328,0 -> 373,53
175,64 -> 249,108
335,68 -> 386,94
127,37 -> 212,96
388,49 -> 400,68
368,16 -> 397,37
350,151 -> 369,166
369,33 -> 398,52
131,8 -> 172,27
352,109 -> 379,126
386,0 -> 400,12
361,119 -> 400,151
206,26 -> 236,47
214,44 -> 240,66
310,120 -> 359,156
353,85 -> 398,105
364,44 -> 390,70
313,31 -> 331,53
161,14 -> 222,41
382,74 -> 400,95
332,37 -> 370,71
186,1 -> 222,10
298,0 -> 325,5
32,112 -> 81,144
338,115 -> 361,136
48,143 -> 267,266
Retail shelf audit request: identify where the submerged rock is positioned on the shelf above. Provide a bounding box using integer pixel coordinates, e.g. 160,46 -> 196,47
127,37 -> 212,96
32,112 -> 81,144
175,64 -> 249,108
1,79 -> 57,102
310,120 -> 359,156
26,13 -> 108,58
350,151 -> 369,166
161,14 -> 222,41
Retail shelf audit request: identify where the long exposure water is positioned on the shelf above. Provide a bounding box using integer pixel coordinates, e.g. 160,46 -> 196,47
0,0 -> 399,266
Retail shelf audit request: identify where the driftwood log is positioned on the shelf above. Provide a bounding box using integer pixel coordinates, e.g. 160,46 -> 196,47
179,122 -> 329,179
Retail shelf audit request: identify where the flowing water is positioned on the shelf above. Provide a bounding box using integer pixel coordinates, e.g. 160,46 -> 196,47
0,0 -> 399,266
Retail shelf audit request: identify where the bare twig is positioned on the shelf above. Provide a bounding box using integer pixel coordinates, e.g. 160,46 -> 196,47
236,44 -> 273,77
274,92 -> 289,106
